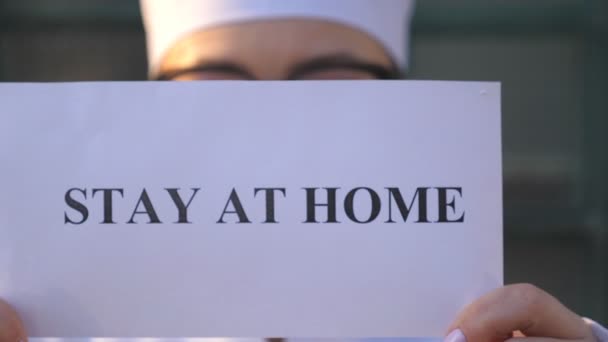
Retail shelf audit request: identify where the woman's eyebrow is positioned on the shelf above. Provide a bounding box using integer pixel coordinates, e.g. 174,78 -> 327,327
286,53 -> 401,80
155,61 -> 256,80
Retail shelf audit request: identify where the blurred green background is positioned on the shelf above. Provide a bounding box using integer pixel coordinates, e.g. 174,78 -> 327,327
1,0 -> 607,325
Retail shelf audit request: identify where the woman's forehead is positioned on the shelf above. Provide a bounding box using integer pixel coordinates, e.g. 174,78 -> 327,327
159,19 -> 394,79
141,0 -> 414,76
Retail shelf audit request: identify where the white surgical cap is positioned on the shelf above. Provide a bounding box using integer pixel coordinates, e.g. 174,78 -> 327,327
140,0 -> 415,76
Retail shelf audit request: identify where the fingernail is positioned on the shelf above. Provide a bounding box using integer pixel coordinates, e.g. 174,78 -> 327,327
445,329 -> 466,342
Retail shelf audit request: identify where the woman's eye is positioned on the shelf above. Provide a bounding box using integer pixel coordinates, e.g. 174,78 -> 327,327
295,68 -> 378,80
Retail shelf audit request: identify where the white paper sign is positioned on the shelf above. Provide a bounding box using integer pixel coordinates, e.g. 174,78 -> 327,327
0,81 -> 502,338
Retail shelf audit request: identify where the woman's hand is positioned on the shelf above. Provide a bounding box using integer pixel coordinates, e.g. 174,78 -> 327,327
0,299 -> 26,342
445,284 -> 597,342
0,284 -> 600,342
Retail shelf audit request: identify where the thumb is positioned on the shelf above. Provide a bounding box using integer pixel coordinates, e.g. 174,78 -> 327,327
0,299 -> 27,342
445,284 -> 595,342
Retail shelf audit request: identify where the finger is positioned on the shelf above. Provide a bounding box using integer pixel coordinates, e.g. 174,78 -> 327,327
445,284 -> 592,342
0,299 -> 27,342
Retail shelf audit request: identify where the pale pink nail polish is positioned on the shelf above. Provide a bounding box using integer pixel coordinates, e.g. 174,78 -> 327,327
445,329 -> 466,342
